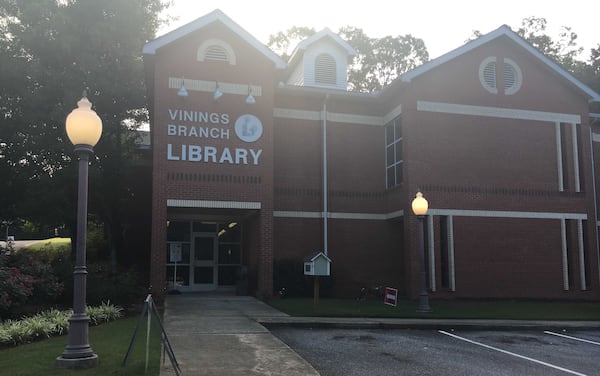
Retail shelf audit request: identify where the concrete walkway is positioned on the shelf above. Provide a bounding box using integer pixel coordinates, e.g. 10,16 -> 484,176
159,294 -> 319,376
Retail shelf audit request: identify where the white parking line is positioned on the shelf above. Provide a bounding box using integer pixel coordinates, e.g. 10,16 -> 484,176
438,330 -> 588,376
544,331 -> 600,346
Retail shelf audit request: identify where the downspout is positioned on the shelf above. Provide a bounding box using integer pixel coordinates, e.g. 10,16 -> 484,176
323,94 -> 329,256
589,121 -> 600,285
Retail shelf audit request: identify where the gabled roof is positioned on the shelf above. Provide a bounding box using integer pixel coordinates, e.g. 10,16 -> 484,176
304,251 -> 332,263
288,28 -> 357,66
142,9 -> 287,69
400,25 -> 600,101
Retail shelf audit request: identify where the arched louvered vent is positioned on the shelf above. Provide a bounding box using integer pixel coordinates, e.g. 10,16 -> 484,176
479,57 -> 498,94
504,64 -> 515,89
197,39 -> 236,65
503,58 -> 522,95
480,57 -> 522,95
483,62 -> 496,88
205,45 -> 228,62
315,53 -> 337,85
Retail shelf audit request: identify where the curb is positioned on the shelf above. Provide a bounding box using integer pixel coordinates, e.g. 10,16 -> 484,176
256,317 -> 600,331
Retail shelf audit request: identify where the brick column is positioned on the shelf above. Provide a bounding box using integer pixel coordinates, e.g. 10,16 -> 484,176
256,208 -> 273,298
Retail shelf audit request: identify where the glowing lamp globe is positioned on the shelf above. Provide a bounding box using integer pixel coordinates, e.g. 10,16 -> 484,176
65,96 -> 102,147
411,192 -> 428,216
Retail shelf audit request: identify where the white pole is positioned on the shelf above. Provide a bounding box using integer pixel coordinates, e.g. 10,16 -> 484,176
323,95 -> 329,256
173,260 -> 177,289
145,298 -> 152,373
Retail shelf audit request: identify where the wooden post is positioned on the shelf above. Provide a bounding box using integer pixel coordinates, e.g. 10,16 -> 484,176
313,276 -> 320,306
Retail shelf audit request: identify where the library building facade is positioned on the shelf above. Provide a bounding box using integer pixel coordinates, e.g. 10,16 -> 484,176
142,9 -> 600,301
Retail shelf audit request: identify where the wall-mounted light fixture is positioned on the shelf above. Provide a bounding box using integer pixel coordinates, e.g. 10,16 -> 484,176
245,85 -> 256,105
213,82 -> 223,101
177,79 -> 188,97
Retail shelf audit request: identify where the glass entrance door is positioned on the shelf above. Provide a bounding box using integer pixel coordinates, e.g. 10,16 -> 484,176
191,234 -> 217,290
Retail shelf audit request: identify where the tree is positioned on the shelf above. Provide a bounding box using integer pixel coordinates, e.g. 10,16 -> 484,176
515,17 -> 584,73
268,26 -> 429,93
0,0 -> 169,270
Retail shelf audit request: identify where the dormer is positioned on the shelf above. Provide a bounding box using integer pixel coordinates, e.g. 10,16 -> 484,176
286,28 -> 357,90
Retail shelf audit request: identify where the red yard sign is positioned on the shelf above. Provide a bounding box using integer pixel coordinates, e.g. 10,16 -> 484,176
384,287 -> 398,306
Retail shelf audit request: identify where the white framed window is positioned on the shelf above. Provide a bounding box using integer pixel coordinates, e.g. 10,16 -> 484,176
385,116 -> 403,189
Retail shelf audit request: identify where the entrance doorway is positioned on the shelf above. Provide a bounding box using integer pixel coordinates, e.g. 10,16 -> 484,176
166,220 -> 242,292
191,234 -> 217,290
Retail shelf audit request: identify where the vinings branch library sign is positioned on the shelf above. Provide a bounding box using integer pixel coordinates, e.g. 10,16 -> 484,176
165,109 -> 263,165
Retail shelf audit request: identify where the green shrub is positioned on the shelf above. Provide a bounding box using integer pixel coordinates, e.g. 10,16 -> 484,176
23,315 -> 55,339
40,309 -> 70,336
0,248 -> 65,319
1,320 -> 33,346
0,303 -> 123,347
86,301 -> 123,325
86,263 -> 146,307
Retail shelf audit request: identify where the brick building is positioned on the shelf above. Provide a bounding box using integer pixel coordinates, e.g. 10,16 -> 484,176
142,9 -> 600,300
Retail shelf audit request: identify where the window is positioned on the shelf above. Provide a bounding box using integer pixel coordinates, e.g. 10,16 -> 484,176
385,116 -> 403,189
315,53 -> 337,85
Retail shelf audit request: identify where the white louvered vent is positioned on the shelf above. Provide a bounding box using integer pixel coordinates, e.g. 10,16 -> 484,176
483,61 -> 496,89
479,57 -> 498,94
315,53 -> 337,85
483,61 -> 496,90
503,58 -> 522,95
197,39 -> 236,65
205,45 -> 228,62
504,63 -> 516,89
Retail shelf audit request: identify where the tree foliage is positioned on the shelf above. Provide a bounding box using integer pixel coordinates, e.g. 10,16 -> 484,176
0,0 -> 168,266
515,17 -> 584,73
268,26 -> 429,92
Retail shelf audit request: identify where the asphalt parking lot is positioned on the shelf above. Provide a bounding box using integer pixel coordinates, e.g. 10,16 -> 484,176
270,328 -> 600,375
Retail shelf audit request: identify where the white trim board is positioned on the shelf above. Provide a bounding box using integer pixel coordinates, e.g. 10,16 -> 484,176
273,209 -> 586,221
429,208 -> 587,220
167,199 -> 261,210
169,78 -> 262,97
274,105 -> 402,127
273,211 -> 389,220
274,108 -> 384,126
417,101 -> 581,124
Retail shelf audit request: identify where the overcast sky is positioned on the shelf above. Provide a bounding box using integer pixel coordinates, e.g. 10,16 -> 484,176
159,0 -> 598,60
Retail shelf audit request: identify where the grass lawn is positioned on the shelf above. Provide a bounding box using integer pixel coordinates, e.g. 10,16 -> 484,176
0,316 -> 165,375
268,298 -> 600,321
23,238 -> 71,254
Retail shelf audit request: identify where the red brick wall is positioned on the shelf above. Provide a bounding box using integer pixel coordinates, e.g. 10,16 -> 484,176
273,217 -> 404,297
148,23 -> 277,298
146,20 -> 599,301
395,37 -> 599,300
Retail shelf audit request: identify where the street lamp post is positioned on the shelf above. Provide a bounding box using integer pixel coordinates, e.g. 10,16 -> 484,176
56,93 -> 102,369
412,191 -> 432,313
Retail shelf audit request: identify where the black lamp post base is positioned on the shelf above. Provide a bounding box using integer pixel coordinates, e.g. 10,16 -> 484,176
417,292 -> 432,313
56,354 -> 98,369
